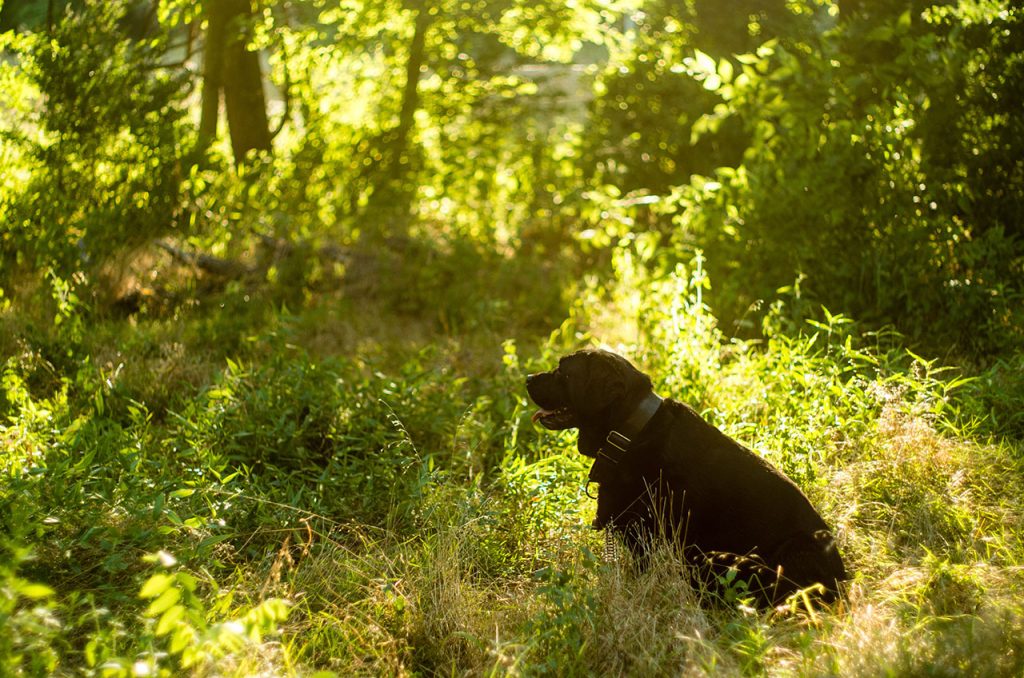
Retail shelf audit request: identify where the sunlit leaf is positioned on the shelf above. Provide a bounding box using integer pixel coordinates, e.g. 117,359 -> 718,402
155,604 -> 186,636
693,48 -> 716,75
146,586 -> 181,616
17,583 -> 55,599
139,574 -> 172,599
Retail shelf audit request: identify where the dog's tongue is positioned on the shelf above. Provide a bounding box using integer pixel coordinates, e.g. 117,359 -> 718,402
531,409 -> 554,423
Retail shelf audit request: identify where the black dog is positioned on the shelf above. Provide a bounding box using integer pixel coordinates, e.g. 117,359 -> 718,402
526,348 -> 847,607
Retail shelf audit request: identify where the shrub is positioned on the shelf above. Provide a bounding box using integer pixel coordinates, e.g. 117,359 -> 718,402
0,0 -> 189,283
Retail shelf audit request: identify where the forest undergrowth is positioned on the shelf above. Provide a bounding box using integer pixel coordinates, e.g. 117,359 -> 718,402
3,245 -> 1024,676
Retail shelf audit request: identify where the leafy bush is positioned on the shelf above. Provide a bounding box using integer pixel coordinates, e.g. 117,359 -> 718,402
0,542 -> 60,676
0,0 -> 189,277
697,2 -> 1021,355
576,1 -> 1023,357
133,556 -> 290,676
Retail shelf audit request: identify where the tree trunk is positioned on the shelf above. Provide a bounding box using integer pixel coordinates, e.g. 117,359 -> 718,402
364,1 -> 431,231
198,0 -> 228,151
198,0 -> 271,165
223,0 -> 271,164
390,0 -> 430,180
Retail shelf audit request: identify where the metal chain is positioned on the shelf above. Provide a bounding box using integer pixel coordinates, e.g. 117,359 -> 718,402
603,528 -> 618,563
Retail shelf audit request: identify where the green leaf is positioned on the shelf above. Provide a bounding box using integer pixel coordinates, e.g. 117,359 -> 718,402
176,572 -> 198,592
18,582 -> 55,599
262,598 -> 291,622
756,39 -> 777,58
718,58 -> 734,83
693,49 -> 716,75
170,625 -> 194,655
146,586 -> 181,616
139,573 -> 172,599
156,604 -> 186,636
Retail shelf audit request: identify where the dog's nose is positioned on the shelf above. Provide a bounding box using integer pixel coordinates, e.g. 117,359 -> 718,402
526,373 -> 539,386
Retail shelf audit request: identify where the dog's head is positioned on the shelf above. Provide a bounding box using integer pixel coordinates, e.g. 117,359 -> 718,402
526,348 -> 653,454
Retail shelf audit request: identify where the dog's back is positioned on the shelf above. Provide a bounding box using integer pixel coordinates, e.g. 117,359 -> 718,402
608,399 -> 847,605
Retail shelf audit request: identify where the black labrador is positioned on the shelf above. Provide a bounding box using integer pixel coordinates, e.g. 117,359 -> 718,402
526,348 -> 847,607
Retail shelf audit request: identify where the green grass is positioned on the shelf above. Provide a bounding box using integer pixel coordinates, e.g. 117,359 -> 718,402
2,248 -> 1024,677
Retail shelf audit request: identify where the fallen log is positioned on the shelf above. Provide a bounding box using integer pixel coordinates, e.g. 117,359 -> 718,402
155,240 -> 256,277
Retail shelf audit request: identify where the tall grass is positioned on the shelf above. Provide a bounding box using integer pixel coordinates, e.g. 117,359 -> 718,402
2,248 -> 1023,676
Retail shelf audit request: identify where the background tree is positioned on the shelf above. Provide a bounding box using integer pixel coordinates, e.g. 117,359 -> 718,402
198,0 -> 272,164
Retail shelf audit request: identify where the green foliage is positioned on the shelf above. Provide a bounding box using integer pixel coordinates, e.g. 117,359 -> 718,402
962,353 -> 1024,441
521,557 -> 599,675
1,0 -> 1023,675
3,0 -> 1018,358
0,0 -> 189,277
581,3 -> 759,193
169,349 -> 465,530
3,250 -> 1024,673
0,542 -> 60,676
646,0 -> 1023,355
129,555 -> 290,676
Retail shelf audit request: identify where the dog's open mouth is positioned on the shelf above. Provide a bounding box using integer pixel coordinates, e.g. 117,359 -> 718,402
531,407 -> 578,430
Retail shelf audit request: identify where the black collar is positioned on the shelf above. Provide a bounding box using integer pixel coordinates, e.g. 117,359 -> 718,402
597,391 -> 663,463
